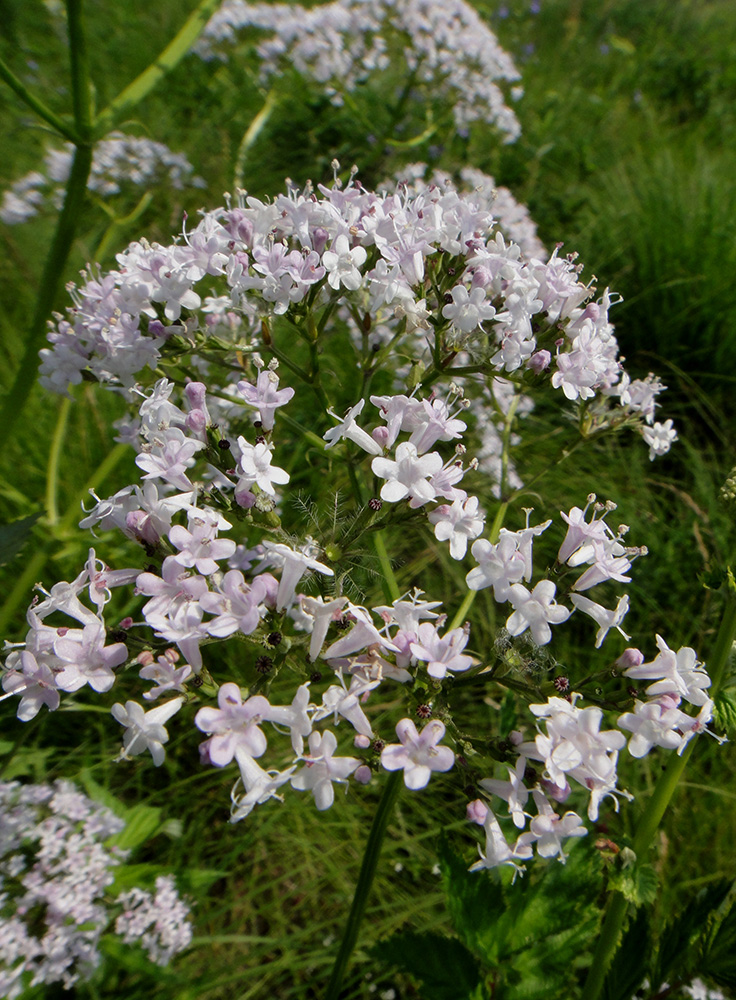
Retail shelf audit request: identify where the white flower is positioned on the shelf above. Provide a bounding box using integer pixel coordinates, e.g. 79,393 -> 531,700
570,593 -> 630,648
290,729 -> 360,810
380,718 -> 454,789
371,442 -> 443,505
505,580 -> 571,645
642,419 -> 678,460
235,438 -> 290,496
322,234 -> 367,291
428,496 -> 485,559
111,697 -> 183,766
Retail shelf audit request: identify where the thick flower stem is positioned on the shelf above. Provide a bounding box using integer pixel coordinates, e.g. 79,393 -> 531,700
581,589 -> 736,1000
0,142 -> 93,451
325,771 -> 403,1000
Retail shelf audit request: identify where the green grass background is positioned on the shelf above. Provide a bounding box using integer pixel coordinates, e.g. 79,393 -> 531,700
1,0 -> 736,997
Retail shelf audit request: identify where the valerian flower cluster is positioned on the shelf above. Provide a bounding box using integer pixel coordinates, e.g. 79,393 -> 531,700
0,780 -> 191,998
195,0 -> 523,142
2,165 -> 716,881
0,133 -> 203,226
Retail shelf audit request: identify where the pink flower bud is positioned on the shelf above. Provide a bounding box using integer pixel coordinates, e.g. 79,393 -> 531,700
198,738 -> 214,767
185,382 -> 207,408
616,648 -> 644,670
354,734 -> 371,749
541,777 -> 571,803
119,617 -> 134,630
466,799 -> 489,825
509,729 -> 524,746
371,425 -> 390,449
528,350 -> 551,373
312,227 -> 329,255
136,650 -> 155,666
126,510 -> 160,546
186,409 -> 207,434
354,765 -> 372,784
234,488 -> 256,509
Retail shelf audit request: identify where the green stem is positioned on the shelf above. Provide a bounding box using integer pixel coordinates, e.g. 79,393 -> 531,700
234,89 -> 278,190
93,0 -> 221,137
373,530 -> 400,603
46,397 -> 72,526
0,56 -> 78,141
449,587 -> 476,632
66,0 -> 93,140
94,191 -> 153,263
581,590 -> 736,1000
0,142 -> 93,454
324,772 -> 403,1000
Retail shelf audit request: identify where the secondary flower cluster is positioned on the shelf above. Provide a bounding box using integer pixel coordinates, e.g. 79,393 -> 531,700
195,0 -> 522,141
468,633 -> 723,877
2,166 -> 711,884
39,169 -> 677,465
0,780 -> 191,999
1,344 -> 714,875
0,132 -> 203,226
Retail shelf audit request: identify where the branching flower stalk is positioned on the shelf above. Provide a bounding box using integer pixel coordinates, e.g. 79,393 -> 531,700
0,166 -> 726,997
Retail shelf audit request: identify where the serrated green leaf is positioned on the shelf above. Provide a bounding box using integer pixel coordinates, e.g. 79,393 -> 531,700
651,881 -> 733,991
438,837 -> 600,998
700,884 -> 736,988
377,931 -> 485,1000
609,863 -> 658,906
438,836 -> 507,962
602,908 -> 649,1000
108,804 -> 162,850
0,512 -> 41,567
712,689 -> 736,738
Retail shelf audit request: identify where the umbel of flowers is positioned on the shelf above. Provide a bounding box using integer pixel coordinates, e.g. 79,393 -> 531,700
195,0 -> 524,142
2,165 -> 710,880
0,780 -> 191,998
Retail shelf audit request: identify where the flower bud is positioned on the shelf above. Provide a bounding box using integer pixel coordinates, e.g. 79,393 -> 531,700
466,799 -> 489,825
528,350 -> 551,373
354,765 -> 372,784
616,648 -> 644,671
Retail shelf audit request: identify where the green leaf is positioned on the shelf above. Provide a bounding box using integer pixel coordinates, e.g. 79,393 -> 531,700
700,884 -> 736,988
108,804 -> 162,850
378,931 -> 485,1000
0,512 -> 41,567
712,688 -> 736,738
438,837 -> 600,999
608,863 -> 659,906
79,770 -> 127,818
438,836 -> 507,962
178,868 -> 228,894
652,881 -> 732,991
601,908 -> 650,1000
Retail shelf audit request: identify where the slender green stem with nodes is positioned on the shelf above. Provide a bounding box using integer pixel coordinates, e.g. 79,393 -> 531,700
324,772 -> 403,1000
0,56 -> 78,141
93,0 -> 221,137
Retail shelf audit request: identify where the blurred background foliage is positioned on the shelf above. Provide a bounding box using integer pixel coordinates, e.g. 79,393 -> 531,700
1,1 -> 736,997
